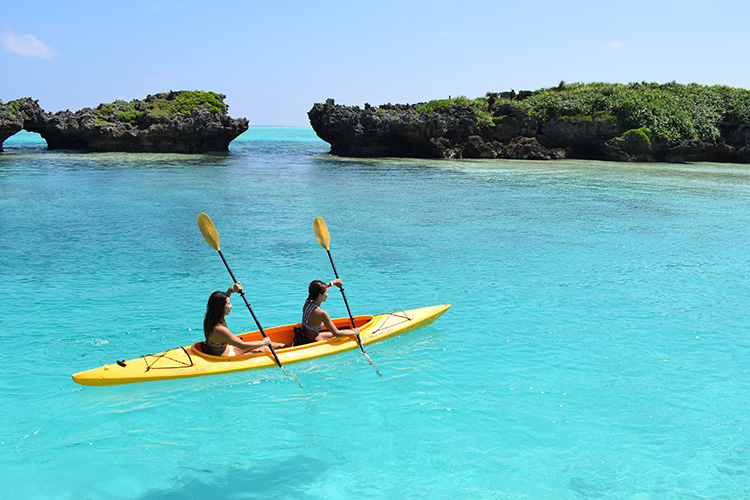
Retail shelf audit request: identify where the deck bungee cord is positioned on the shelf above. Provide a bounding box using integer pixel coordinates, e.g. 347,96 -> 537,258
140,346 -> 194,372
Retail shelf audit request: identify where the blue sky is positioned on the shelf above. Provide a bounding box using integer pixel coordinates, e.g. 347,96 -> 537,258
2,0 -> 750,127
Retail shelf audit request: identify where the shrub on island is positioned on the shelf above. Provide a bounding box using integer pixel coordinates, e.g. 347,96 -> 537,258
417,82 -> 750,143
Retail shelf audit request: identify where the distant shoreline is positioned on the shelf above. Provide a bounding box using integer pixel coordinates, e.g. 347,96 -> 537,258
2,126 -> 324,149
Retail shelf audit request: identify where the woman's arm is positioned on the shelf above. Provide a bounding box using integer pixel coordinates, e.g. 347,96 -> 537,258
321,310 -> 360,337
327,278 -> 343,289
213,324 -> 284,350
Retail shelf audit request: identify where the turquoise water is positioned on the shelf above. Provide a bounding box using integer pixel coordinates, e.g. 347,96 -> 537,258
2,128 -> 750,499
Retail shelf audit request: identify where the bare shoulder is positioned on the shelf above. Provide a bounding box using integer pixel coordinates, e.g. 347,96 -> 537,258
212,323 -> 232,340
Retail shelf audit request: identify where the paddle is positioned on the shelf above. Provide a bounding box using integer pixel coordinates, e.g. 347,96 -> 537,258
314,217 -> 382,377
198,212 -> 302,387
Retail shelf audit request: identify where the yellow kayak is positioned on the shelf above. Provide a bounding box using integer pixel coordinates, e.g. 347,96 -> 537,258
72,304 -> 450,386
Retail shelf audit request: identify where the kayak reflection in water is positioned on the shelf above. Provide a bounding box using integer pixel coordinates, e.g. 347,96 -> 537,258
294,279 -> 360,346
202,283 -> 287,356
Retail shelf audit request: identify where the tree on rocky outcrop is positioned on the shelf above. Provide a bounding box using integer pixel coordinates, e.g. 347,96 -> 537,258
485,92 -> 499,113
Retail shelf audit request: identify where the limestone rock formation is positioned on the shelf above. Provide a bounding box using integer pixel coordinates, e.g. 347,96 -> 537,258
0,91 -> 248,153
308,99 -> 570,160
308,98 -> 750,163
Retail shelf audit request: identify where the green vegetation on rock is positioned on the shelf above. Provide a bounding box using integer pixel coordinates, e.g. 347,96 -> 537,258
415,96 -> 495,128
96,100 -> 143,124
619,127 -> 653,144
146,91 -> 227,117
94,91 -> 228,124
415,82 -> 750,143
0,100 -> 23,121
510,82 -> 750,142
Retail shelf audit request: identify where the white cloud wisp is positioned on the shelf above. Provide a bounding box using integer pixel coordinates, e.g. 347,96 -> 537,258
1,30 -> 58,58
603,41 -> 624,50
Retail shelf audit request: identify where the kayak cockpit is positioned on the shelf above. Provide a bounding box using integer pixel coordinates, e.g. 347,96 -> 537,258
190,315 -> 375,359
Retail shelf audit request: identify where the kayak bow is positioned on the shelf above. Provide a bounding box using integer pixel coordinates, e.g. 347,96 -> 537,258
72,304 -> 450,386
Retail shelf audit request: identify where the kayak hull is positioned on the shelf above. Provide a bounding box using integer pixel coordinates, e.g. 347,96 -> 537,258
72,304 -> 450,386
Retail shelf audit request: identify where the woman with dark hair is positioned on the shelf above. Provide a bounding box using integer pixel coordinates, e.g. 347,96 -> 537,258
293,278 -> 360,346
202,283 -> 286,356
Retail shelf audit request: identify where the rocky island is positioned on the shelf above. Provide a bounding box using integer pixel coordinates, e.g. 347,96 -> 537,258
0,91 -> 248,153
308,82 -> 750,163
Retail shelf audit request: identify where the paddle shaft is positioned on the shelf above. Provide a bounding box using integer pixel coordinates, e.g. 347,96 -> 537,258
325,249 -> 365,352
217,249 -> 283,368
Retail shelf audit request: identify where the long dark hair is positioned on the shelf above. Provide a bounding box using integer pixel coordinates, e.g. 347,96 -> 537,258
307,280 -> 327,301
203,291 -> 229,340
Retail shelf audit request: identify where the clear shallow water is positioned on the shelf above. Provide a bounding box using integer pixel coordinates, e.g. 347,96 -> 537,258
2,128 -> 750,499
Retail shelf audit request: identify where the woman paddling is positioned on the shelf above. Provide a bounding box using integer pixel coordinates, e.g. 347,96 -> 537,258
294,279 -> 360,346
202,283 -> 286,356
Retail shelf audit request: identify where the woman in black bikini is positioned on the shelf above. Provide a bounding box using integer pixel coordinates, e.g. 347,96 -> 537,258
202,283 -> 286,356
294,279 -> 360,346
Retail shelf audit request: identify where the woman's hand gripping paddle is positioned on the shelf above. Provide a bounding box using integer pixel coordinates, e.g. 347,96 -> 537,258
314,217 -> 382,377
198,213 -> 302,388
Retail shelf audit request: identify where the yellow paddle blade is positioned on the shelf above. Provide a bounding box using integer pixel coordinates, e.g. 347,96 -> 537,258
313,217 -> 330,250
197,213 -> 220,251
